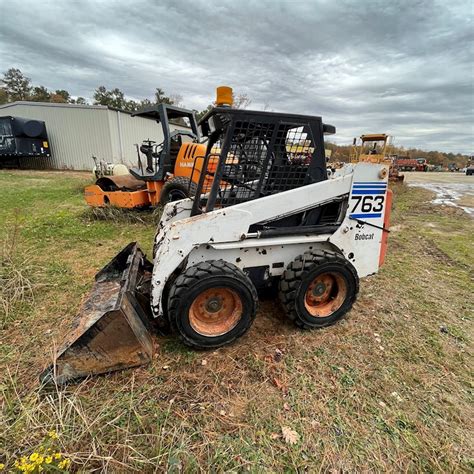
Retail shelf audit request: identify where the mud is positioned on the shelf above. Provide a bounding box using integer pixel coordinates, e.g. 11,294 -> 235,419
404,172 -> 474,216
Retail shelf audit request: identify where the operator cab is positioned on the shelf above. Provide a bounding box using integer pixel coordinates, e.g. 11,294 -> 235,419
194,107 -> 335,216
130,104 -> 200,181
351,134 -> 391,164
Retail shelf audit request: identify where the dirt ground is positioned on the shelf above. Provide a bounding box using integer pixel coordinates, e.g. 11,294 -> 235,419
404,171 -> 474,215
1,171 -> 473,472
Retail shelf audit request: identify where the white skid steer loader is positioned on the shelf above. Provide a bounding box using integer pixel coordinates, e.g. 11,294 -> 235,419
41,104 -> 392,384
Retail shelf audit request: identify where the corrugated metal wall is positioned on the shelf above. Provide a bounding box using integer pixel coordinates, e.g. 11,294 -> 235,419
107,109 -> 190,166
107,109 -> 163,165
0,102 -> 182,170
0,103 -> 112,170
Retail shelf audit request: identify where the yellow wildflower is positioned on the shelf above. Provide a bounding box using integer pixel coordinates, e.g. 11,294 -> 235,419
48,430 -> 59,440
29,453 -> 39,462
54,453 -> 62,459
0,463 -> 5,470
58,458 -> 71,469
45,456 -> 53,464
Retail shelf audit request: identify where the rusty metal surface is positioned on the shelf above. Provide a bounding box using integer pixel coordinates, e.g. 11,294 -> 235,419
189,287 -> 243,337
40,243 -> 155,385
304,272 -> 347,317
96,174 -> 146,191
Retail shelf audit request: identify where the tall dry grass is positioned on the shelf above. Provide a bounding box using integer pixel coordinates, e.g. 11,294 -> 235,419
1,367 -> 192,472
81,206 -> 162,225
0,217 -> 37,328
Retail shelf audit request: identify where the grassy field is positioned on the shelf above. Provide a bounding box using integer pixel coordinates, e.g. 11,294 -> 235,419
0,170 -> 472,472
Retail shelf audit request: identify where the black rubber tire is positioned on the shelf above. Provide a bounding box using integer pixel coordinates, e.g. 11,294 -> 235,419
279,250 -> 359,329
167,260 -> 258,349
160,176 -> 197,205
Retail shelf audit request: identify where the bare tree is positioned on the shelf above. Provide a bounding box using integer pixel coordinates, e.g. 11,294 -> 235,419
232,92 -> 252,109
168,93 -> 183,107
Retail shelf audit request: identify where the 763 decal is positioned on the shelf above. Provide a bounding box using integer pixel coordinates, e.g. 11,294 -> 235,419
349,181 -> 387,219
351,195 -> 385,214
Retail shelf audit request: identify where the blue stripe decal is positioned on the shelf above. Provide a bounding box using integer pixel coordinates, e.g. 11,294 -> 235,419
350,213 -> 382,219
353,184 -> 387,188
353,186 -> 387,190
351,190 -> 387,195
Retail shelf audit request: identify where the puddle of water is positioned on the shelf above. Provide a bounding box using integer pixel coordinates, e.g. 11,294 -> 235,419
407,182 -> 474,216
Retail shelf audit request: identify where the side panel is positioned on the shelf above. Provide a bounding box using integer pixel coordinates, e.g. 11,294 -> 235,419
185,164 -> 391,280
173,142 -> 219,192
329,163 -> 390,276
84,184 -> 151,208
174,143 -> 207,181
379,189 -> 393,266
186,241 -> 336,283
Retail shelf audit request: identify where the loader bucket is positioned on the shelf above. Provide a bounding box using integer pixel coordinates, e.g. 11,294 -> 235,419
40,243 -> 155,385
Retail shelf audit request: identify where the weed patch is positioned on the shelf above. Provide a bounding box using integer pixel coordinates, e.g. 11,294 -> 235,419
81,205 -> 160,225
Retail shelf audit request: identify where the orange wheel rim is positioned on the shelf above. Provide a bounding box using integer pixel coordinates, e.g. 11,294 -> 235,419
304,272 -> 347,317
189,287 -> 243,336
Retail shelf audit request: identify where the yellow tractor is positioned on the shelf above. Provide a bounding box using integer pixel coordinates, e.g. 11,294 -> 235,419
350,134 -> 404,182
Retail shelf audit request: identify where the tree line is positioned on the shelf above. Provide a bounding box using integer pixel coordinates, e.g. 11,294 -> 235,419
325,142 -> 471,169
0,68 -> 250,120
1,68 -> 470,167
0,68 -> 184,111
0,68 -> 87,105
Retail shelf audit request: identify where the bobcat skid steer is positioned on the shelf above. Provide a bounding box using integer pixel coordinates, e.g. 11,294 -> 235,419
41,105 -> 392,384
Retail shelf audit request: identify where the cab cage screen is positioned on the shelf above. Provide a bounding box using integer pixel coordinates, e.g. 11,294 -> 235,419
192,110 -> 328,215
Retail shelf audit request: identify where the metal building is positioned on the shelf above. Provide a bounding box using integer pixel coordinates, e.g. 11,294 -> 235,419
0,101 -> 184,170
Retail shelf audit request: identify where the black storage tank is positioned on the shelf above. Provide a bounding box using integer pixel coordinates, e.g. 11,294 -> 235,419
0,116 -> 51,160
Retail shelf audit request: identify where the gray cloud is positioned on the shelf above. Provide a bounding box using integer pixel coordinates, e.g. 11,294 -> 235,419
1,0 -> 472,153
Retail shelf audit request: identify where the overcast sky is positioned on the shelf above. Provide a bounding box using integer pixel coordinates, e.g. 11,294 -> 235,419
0,0 -> 473,153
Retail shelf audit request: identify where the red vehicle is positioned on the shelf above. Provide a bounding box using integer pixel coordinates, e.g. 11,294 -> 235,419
395,156 -> 427,172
